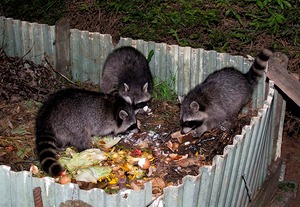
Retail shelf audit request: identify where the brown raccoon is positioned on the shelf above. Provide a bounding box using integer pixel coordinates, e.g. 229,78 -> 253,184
179,48 -> 273,138
35,88 -> 138,177
100,46 -> 153,113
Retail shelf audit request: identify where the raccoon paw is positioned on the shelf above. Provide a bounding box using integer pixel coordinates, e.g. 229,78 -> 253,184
192,131 -> 202,138
220,125 -> 227,131
193,125 -> 208,138
219,121 -> 232,131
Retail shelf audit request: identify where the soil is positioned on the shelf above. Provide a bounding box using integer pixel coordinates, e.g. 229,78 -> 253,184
278,104 -> 300,207
1,44 -> 299,205
0,48 -> 256,195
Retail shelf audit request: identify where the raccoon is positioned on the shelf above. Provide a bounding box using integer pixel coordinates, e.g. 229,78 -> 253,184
100,46 -> 153,113
35,88 -> 138,177
179,48 -> 273,138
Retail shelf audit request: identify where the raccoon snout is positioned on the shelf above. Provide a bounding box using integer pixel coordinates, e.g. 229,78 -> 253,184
127,123 -> 140,133
181,127 -> 193,134
131,128 -> 141,133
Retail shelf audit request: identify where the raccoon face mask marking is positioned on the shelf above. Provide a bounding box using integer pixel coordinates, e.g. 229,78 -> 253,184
116,109 -> 139,135
120,82 -> 151,113
179,100 -> 208,135
180,120 -> 204,133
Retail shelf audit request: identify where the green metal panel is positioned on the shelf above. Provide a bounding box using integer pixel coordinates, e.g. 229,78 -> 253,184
0,165 -> 12,206
217,145 -> 236,207
181,175 -> 201,207
224,135 -> 244,207
209,155 -> 226,206
197,166 -> 214,207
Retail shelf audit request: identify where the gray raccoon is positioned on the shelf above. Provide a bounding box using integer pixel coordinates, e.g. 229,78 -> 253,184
100,46 -> 153,113
179,48 -> 273,138
35,88 -> 138,177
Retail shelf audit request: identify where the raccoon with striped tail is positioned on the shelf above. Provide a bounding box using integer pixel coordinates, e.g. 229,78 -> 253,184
100,46 -> 153,113
35,88 -> 139,177
179,48 -> 273,138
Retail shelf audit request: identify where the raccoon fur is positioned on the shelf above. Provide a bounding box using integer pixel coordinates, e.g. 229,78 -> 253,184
179,48 -> 273,138
35,88 -> 138,177
100,46 -> 153,113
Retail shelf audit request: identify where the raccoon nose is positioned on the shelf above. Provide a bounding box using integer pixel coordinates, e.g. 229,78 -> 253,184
130,128 -> 140,133
127,123 -> 140,133
133,101 -> 148,110
181,127 -> 192,134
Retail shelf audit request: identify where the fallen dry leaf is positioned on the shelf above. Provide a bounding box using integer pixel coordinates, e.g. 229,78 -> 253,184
150,177 -> 166,189
176,155 -> 205,168
171,130 -> 194,143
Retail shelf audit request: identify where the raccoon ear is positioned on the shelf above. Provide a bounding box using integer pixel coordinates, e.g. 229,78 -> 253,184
119,110 -> 129,120
190,101 -> 199,111
178,95 -> 185,103
123,83 -> 130,92
143,82 -> 148,92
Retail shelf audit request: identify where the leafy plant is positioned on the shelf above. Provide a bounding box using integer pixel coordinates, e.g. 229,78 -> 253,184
278,181 -> 297,192
152,77 -> 177,102
147,50 -> 154,63
246,0 -> 294,35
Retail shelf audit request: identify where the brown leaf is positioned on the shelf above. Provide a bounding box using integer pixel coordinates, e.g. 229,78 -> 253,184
150,177 -> 166,189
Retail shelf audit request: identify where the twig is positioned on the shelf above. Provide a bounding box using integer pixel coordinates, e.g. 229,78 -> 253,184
242,174 -> 252,202
44,54 -> 78,86
144,195 -> 162,207
17,42 -> 35,63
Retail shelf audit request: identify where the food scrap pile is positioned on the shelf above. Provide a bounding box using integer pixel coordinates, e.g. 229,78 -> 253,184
0,49 -> 255,196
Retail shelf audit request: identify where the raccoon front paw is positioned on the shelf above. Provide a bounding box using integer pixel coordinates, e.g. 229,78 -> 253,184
193,125 -> 208,138
219,125 -> 227,131
219,120 -> 232,131
192,131 -> 203,138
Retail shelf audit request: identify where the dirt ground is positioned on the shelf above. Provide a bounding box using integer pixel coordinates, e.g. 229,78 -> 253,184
281,136 -> 300,206
277,103 -> 300,206
0,49 -> 257,195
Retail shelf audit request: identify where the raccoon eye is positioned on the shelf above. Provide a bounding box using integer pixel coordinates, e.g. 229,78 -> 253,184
128,123 -> 137,130
180,121 -> 203,129
133,101 -> 148,110
127,123 -> 138,131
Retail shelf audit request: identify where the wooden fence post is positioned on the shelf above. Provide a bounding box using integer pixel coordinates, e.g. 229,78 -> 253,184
267,52 -> 300,107
55,17 -> 71,80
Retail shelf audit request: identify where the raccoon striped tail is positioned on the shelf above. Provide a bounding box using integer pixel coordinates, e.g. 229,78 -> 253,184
36,130 -> 64,177
245,48 -> 273,85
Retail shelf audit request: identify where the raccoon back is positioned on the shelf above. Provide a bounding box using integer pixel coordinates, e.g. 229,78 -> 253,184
35,88 -> 136,176
179,48 -> 272,136
100,46 -> 153,105
187,68 -> 253,121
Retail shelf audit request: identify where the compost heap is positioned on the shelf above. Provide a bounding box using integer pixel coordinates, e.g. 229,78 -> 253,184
0,49 -> 254,196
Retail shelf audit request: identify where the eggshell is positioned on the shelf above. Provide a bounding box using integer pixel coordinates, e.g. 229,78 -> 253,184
138,158 -> 150,170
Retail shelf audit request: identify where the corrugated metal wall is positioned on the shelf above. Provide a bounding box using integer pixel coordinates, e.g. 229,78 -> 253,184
0,165 -> 153,207
0,16 -> 284,207
0,16 -> 263,108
